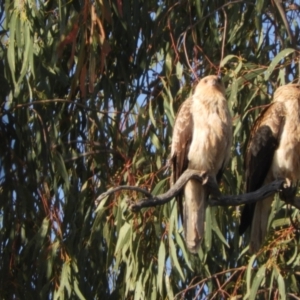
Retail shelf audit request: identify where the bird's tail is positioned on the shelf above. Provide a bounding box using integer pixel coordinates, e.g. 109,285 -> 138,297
183,179 -> 207,253
249,195 -> 273,253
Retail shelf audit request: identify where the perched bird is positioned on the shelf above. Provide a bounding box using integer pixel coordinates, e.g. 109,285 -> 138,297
170,75 -> 232,253
239,83 -> 300,253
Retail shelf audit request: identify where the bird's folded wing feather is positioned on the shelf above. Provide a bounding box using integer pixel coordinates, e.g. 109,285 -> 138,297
170,97 -> 193,219
239,102 -> 285,234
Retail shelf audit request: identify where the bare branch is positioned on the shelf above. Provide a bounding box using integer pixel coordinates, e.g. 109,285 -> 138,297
95,168 -> 300,212
208,179 -> 284,206
94,185 -> 153,207
127,170 -> 220,211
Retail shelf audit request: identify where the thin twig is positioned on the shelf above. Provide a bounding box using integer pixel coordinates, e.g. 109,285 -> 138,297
219,7 -> 228,76
177,1 -> 255,45
94,185 -> 153,207
174,266 -> 247,300
183,31 -> 198,80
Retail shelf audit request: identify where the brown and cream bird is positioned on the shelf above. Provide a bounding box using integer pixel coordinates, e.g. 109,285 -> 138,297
239,83 -> 300,253
170,75 -> 232,253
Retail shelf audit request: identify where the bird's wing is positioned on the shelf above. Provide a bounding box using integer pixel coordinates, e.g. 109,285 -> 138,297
239,102 -> 285,235
170,97 -> 193,218
170,97 -> 193,183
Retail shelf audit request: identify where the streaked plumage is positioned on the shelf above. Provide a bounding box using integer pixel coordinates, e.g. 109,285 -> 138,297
239,83 -> 300,253
170,75 -> 232,253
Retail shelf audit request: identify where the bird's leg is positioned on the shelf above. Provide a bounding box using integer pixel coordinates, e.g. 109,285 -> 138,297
283,178 -> 291,188
200,172 -> 221,198
280,179 -> 300,231
280,178 -> 298,203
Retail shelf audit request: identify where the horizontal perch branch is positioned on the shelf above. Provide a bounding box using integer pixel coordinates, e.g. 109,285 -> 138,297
127,170 -> 221,212
95,169 -> 300,211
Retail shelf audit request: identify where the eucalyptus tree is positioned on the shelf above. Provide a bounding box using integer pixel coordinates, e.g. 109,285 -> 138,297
0,0 -> 299,298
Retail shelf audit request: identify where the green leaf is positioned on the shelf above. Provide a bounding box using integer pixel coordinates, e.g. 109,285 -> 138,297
16,21 -> 32,88
134,273 -> 144,300
287,241 -> 298,265
149,100 -> 157,128
271,217 -> 290,229
174,230 -> 193,271
54,261 -> 71,300
249,264 -> 266,300
115,222 -> 131,254
273,266 -> 286,299
220,54 -> 239,67
205,206 -> 212,250
265,48 -> 295,80
53,152 -> 70,190
72,261 -> 86,300
244,254 -> 257,300
169,238 -> 185,281
211,207 -> 229,248
165,274 -> 175,299
7,11 -> 17,86
163,93 -> 175,126
23,217 -> 50,259
150,276 -> 158,300
157,240 -> 166,294
160,77 -> 174,107
150,132 -> 161,150
176,61 -> 183,80
73,280 -> 86,300
151,177 -> 168,196
165,51 -> 172,77
228,78 -> 239,112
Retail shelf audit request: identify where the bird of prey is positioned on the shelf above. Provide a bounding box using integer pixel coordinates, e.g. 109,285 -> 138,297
239,83 -> 300,253
170,75 -> 232,253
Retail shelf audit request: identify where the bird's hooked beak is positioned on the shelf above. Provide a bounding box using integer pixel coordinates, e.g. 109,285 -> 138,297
207,77 -> 220,86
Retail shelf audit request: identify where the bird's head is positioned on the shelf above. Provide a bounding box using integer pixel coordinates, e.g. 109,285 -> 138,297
194,75 -> 226,97
274,83 -> 300,103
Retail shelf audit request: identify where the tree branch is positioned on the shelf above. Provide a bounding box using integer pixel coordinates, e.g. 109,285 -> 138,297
127,170 -> 221,212
208,179 -> 284,206
94,185 -> 153,207
95,169 -> 300,212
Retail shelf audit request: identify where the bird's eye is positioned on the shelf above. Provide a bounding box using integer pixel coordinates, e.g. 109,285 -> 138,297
204,79 -> 207,83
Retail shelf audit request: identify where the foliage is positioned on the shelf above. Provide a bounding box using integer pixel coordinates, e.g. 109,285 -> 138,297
0,0 -> 300,298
